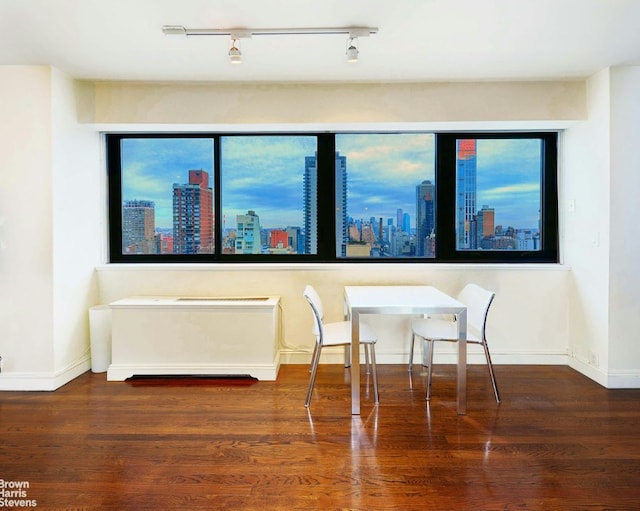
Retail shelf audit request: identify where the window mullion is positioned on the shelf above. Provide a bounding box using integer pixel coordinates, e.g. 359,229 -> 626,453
316,134 -> 336,261
107,135 -> 124,263
435,134 -> 457,261
213,135 -> 222,258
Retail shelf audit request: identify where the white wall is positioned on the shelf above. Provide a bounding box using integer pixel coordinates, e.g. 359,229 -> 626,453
608,66 -> 640,383
0,67 -> 55,377
563,66 -> 640,388
563,69 -> 612,384
51,69 -> 103,376
86,79 -> 580,368
0,66 -> 102,390
87,80 -> 585,125
96,264 -> 569,366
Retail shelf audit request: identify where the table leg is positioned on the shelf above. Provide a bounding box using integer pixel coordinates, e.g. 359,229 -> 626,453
351,310 -> 361,415
457,309 -> 467,415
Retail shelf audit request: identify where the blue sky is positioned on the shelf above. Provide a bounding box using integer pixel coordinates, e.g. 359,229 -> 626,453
122,137 -> 214,229
220,136 -> 316,231
121,135 -> 541,231
475,138 -> 541,229
337,133 -> 435,225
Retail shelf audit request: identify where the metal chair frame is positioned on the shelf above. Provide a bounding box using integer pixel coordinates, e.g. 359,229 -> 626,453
409,283 -> 500,403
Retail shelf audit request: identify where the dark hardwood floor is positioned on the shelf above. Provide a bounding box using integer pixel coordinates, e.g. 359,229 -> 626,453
1,364 -> 640,511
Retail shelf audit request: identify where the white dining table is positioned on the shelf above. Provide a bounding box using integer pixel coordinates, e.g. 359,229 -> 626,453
343,285 -> 468,415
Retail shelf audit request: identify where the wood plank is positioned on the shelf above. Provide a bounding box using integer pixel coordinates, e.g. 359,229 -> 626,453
1,364 -> 640,510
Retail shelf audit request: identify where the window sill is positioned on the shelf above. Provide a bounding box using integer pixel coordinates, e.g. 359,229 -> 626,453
96,262 -> 570,272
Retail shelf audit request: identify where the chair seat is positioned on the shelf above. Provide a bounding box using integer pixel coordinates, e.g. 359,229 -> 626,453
320,320 -> 377,347
411,317 -> 482,343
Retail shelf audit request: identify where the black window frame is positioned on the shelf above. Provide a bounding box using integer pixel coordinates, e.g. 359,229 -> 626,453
106,131 -> 558,264
435,132 -> 558,263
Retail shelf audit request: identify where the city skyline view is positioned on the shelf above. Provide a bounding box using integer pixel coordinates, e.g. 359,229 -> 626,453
336,133 -> 434,228
220,135 -> 316,231
121,137 -> 214,229
120,134 -> 542,237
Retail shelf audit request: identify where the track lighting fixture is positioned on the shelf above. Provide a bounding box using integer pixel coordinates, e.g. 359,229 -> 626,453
346,37 -> 359,63
162,25 -> 378,63
228,38 -> 242,64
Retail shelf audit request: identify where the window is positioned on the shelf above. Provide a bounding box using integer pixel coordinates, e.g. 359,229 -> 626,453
114,136 -> 215,258
220,135 -> 317,255
107,131 -> 557,264
336,133 -> 436,258
436,133 -> 558,263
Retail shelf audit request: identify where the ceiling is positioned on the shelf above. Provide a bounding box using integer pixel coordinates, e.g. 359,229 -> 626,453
1,0 -> 640,83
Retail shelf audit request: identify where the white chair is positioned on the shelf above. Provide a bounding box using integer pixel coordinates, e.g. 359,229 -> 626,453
303,285 -> 379,407
409,283 -> 500,403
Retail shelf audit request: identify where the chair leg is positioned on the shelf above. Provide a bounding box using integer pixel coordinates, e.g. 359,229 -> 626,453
425,338 -> 434,401
482,341 -> 501,403
408,333 -> 416,371
309,342 -> 319,372
368,344 -> 379,404
364,344 -> 371,374
344,345 -> 351,368
305,344 -> 323,407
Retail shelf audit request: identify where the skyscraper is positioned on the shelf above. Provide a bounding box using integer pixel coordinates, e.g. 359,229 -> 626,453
172,170 -> 214,254
415,180 -> 435,257
478,205 -> 495,247
235,210 -> 261,254
456,139 -> 477,249
303,155 -> 318,255
303,152 -> 347,256
285,226 -> 302,254
335,152 -> 348,257
269,229 -> 288,249
402,212 -> 411,234
122,199 -> 155,254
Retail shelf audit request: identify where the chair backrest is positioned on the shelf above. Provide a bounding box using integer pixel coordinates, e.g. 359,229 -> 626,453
456,283 -> 495,340
303,285 -> 324,340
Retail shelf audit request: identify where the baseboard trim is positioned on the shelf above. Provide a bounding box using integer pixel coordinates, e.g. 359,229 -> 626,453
279,349 -> 570,366
3,352 -> 638,390
568,357 -> 640,389
0,355 -> 91,391
606,371 -> 640,388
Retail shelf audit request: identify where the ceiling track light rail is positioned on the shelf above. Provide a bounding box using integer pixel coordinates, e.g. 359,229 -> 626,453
162,25 -> 378,39
162,25 -> 378,64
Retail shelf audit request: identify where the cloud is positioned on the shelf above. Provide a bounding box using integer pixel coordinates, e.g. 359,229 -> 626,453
219,136 -> 315,228
478,183 -> 540,228
122,137 -> 214,198
481,182 -> 539,199
118,134 -> 542,232
339,133 -> 435,187
338,133 -> 436,223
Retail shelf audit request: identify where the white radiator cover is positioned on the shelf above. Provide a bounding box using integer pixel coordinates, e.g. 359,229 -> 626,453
107,296 -> 281,381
